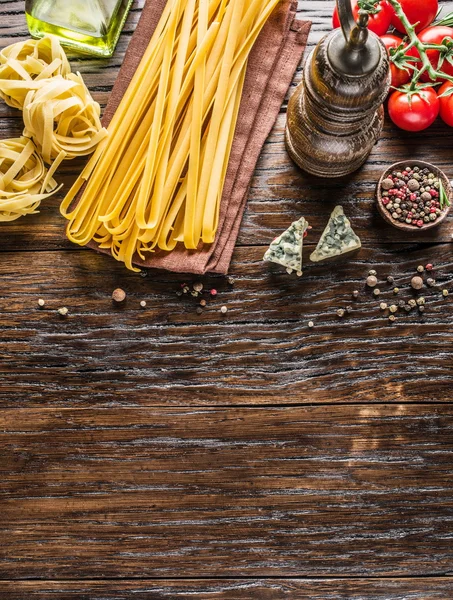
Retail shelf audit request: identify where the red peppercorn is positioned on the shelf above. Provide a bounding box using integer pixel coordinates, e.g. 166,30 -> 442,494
402,171 -> 408,176
430,208 -> 436,214
417,220 -> 424,227
410,193 -> 417,201
430,190 -> 437,197
412,219 -> 417,225
210,289 -> 217,296
382,198 -> 390,205
426,264 -> 433,271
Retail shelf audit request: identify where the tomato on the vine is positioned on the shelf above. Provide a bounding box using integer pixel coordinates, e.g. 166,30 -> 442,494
438,81 -> 453,127
406,26 -> 453,82
380,34 -> 411,88
388,86 -> 439,131
333,0 -> 393,36
391,0 -> 438,34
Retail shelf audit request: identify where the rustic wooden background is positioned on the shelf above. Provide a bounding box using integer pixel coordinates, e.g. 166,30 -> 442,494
1,0 -> 453,598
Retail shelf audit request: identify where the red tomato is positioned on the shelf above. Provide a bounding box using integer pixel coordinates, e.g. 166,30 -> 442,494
333,1 -> 393,36
388,86 -> 439,131
407,26 -> 453,82
380,34 -> 411,88
391,0 -> 438,34
438,81 -> 453,127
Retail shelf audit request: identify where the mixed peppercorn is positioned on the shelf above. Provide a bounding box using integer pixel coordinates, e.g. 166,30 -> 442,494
380,166 -> 448,228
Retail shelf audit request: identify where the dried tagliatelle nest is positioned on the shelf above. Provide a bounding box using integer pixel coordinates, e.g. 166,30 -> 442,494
0,35 -> 71,110
0,136 -> 63,221
23,72 -> 108,163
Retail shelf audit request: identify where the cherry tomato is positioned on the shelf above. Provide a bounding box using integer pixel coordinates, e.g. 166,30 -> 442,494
333,1 -> 393,36
380,34 -> 411,88
438,81 -> 453,126
406,26 -> 453,82
388,86 -> 439,131
391,0 -> 438,34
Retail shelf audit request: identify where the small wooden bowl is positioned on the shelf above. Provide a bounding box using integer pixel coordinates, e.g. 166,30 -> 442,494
376,160 -> 451,231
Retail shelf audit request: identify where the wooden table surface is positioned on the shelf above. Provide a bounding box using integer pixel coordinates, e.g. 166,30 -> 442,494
1,0 -> 453,598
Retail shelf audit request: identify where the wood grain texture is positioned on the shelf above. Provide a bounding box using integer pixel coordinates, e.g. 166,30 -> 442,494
1,578 -> 452,599
1,0 -> 453,595
1,245 -> 452,405
1,406 -> 453,578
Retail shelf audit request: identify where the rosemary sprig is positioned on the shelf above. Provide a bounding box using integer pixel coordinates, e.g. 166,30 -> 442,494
439,179 -> 451,210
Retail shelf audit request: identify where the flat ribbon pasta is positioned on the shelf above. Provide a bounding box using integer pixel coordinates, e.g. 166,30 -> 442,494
0,35 -> 70,110
23,72 -> 108,163
0,136 -> 63,222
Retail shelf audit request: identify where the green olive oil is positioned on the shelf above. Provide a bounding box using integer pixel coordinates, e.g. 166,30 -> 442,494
25,0 -> 134,57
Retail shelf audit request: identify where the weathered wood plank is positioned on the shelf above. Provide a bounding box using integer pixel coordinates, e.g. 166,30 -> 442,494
0,245 -> 452,405
0,578 -> 452,599
1,405 -> 452,578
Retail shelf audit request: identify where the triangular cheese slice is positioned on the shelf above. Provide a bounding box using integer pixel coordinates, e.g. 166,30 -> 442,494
310,206 -> 361,263
263,217 -> 308,275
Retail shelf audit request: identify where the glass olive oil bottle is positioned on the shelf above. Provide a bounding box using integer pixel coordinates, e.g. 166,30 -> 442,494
25,0 -> 134,57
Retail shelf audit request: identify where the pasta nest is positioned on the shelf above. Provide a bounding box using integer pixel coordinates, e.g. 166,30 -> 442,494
0,136 -> 62,222
0,35 -> 71,110
23,72 -> 108,163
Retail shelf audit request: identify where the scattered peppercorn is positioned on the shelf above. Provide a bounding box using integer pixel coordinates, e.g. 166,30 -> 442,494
196,307 -> 203,315
193,282 -> 203,292
346,306 -> 353,314
380,302 -> 388,310
387,275 -> 394,284
200,299 -> 207,307
389,305 -> 398,313
417,265 -> 424,273
426,263 -> 433,271
443,289 -> 449,297
419,305 -> 425,313
37,298 -> 45,307
191,291 -> 199,297
352,290 -> 359,299
220,305 -> 228,314
373,288 -> 380,296
227,277 -> 235,285
211,289 -> 218,296
112,288 -> 126,303
57,307 -> 68,317
368,269 -> 377,276
416,297 -> 425,306
408,299 -> 417,308
366,275 -> 378,288
411,276 -> 424,290
426,278 -> 436,287
393,287 -> 399,294
389,315 -> 396,323
140,300 -> 147,308
337,308 -> 345,318
308,321 -> 314,328
139,270 -> 148,278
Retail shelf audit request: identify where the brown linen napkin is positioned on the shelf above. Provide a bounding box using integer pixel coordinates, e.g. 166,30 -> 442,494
89,0 -> 311,274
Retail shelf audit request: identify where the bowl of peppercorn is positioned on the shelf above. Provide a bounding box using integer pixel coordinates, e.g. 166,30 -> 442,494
376,161 -> 451,231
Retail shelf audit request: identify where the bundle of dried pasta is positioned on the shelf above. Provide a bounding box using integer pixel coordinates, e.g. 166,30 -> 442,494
61,0 -> 280,271
0,36 -> 70,110
0,136 -> 63,222
23,73 -> 108,164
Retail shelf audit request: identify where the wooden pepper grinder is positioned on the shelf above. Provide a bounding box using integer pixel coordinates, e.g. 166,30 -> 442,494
285,0 -> 390,178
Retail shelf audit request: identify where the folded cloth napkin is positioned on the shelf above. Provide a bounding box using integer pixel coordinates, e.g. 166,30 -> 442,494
90,0 -> 311,274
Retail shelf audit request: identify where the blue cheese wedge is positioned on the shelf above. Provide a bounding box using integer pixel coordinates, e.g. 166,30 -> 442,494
310,206 -> 361,263
263,217 -> 308,276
